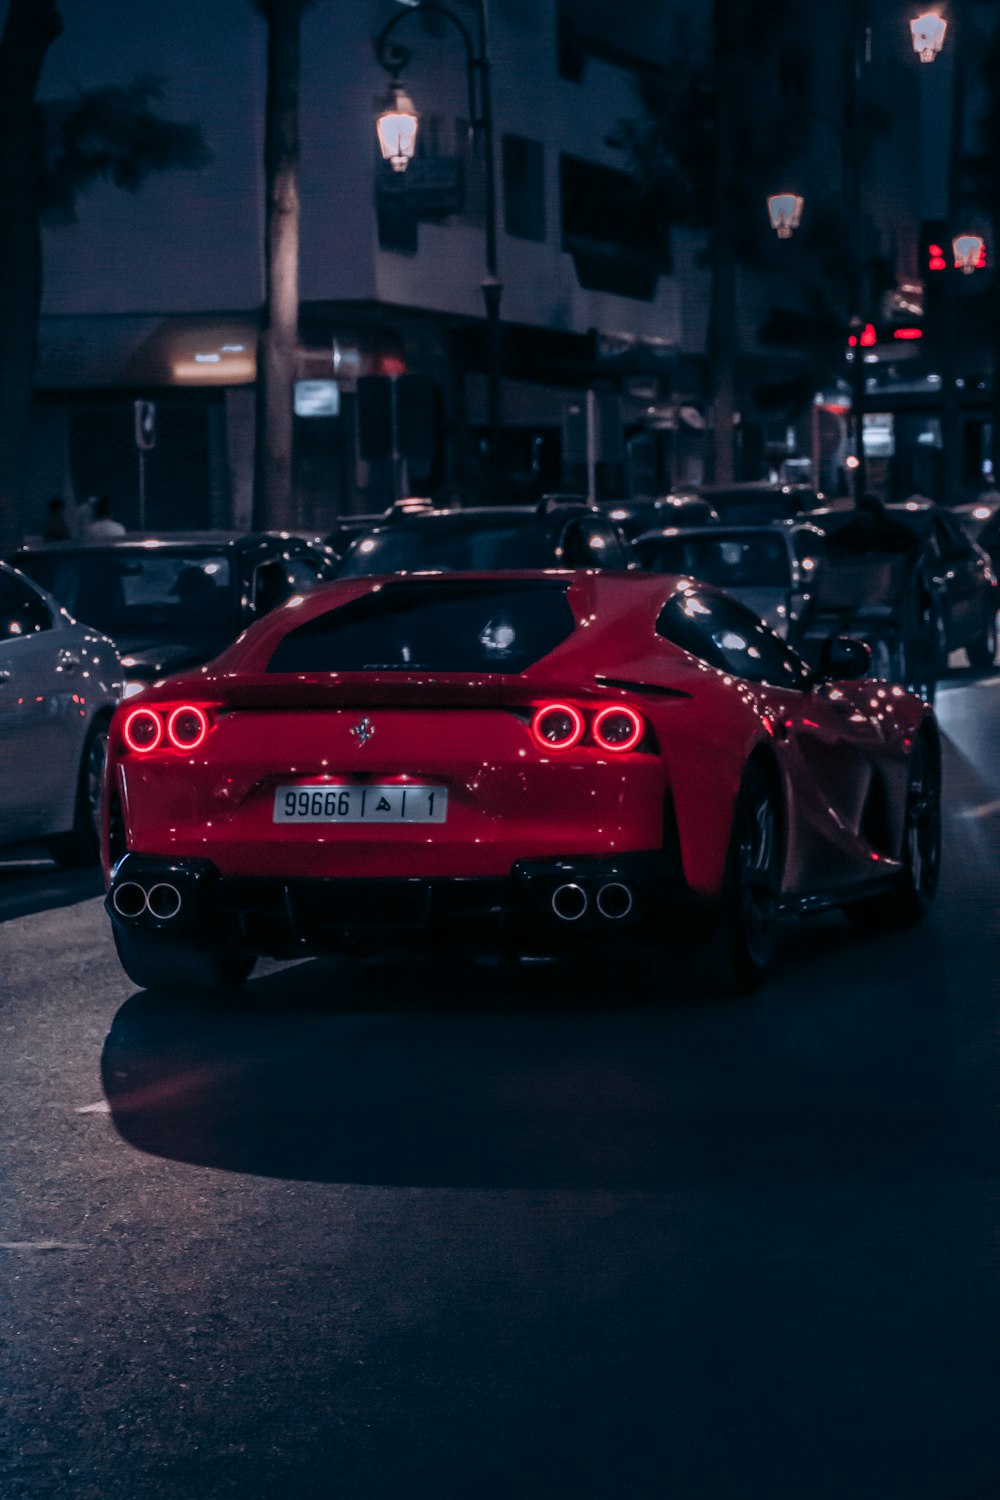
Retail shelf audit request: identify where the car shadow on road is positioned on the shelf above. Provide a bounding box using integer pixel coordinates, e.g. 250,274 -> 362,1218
0,852 -> 103,924
101,916 -> 955,1192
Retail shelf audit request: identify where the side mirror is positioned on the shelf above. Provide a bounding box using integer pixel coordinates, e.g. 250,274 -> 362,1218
815,633 -> 869,681
813,635 -> 871,682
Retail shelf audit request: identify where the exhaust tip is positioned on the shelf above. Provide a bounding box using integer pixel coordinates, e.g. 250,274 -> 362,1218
111,881 -> 148,919
146,882 -> 182,921
551,882 -> 588,922
596,882 -> 634,920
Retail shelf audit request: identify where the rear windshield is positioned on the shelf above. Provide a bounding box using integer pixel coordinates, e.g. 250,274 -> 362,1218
267,581 -> 575,674
337,517 -> 551,576
638,532 -> 791,588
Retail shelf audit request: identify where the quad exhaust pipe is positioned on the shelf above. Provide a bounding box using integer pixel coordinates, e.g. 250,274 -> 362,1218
595,882 -> 634,920
111,880 -> 182,921
550,881 -> 634,922
551,883 -> 589,921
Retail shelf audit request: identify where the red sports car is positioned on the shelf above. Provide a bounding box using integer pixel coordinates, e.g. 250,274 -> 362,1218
102,571 -> 941,995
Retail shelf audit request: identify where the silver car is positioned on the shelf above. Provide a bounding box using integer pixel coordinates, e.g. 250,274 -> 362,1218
0,561 -> 122,863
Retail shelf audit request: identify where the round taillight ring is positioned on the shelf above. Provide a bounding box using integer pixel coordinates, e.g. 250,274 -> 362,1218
167,704 -> 209,750
123,707 -> 163,754
593,704 -> 644,753
531,702 -> 585,751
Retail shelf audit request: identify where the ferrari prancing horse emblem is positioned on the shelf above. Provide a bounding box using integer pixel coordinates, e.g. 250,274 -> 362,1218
350,716 -> 375,747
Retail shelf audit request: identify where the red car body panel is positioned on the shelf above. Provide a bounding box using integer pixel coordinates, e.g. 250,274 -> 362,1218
103,571 -> 932,909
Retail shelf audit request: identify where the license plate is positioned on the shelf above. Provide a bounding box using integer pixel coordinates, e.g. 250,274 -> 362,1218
273,784 -> 448,824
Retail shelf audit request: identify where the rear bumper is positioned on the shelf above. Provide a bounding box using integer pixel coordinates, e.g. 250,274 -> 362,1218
106,848 -> 689,957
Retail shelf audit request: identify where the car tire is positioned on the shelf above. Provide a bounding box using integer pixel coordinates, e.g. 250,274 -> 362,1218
46,716 -> 110,868
845,730 -> 941,931
701,764 -> 782,995
966,604 -> 997,671
112,925 -> 257,995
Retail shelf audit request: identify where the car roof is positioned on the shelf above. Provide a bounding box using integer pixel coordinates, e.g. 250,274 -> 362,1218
687,482 -> 817,497
634,520 -> 819,544
14,531 -> 314,556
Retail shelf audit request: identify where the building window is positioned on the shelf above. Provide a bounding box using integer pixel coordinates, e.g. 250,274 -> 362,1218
502,134 -> 545,242
559,153 -> 668,300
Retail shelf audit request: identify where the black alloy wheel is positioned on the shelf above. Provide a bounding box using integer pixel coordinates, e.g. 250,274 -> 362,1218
704,765 -> 782,995
966,603 -> 998,671
46,717 -> 110,868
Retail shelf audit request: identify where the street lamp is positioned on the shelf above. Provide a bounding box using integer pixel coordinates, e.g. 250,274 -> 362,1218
952,233 -> 986,273
374,0 -> 503,487
375,82 -> 419,173
767,193 -> 804,239
910,12 -> 947,63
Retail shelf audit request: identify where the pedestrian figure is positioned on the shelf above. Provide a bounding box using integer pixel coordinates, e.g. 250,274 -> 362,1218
86,494 -> 126,539
41,496 -> 70,542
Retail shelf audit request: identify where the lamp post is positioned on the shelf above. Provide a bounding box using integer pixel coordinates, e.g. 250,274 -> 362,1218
374,1 -> 503,489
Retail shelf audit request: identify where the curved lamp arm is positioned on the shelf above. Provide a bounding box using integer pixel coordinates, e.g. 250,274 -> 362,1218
375,2 -> 480,128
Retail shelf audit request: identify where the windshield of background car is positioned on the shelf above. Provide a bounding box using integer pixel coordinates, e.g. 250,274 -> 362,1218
337,518 -> 553,576
638,533 -> 791,589
17,549 -> 237,639
706,490 -> 807,524
267,580 -> 575,674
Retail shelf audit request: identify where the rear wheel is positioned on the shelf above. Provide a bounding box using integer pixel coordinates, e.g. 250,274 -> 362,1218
701,766 -> 782,995
967,603 -> 997,671
47,717 -> 109,868
845,731 -> 941,931
112,925 -> 256,995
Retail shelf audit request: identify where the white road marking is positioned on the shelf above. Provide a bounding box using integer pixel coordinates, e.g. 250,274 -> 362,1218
75,1099 -> 111,1114
0,1241 -> 89,1252
957,799 -> 1000,819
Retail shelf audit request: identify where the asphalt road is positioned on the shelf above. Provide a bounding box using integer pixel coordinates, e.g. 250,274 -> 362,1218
1,674 -> 998,1499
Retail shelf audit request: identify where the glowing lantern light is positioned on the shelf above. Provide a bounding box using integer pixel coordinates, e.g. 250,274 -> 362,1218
953,234 -> 986,274
375,82 -> 419,172
910,13 -> 947,63
927,242 -> 947,271
767,193 -> 804,239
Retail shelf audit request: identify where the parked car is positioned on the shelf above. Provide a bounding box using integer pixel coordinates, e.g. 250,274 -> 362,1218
666,482 -> 838,526
324,496 -> 445,561
103,570 -> 939,998
633,521 -> 826,656
10,532 -> 339,697
598,495 -> 720,539
810,499 -> 998,671
335,497 -> 635,577
0,560 -> 122,863
955,497 -> 1000,582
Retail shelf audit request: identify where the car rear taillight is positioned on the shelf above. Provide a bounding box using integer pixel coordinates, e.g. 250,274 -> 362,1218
167,705 -> 209,750
122,703 -> 215,754
123,707 -> 163,753
592,705 -> 644,752
531,702 -> 585,750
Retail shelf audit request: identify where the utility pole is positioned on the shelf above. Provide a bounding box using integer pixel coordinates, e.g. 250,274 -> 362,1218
846,0 -> 869,501
707,0 -> 738,484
